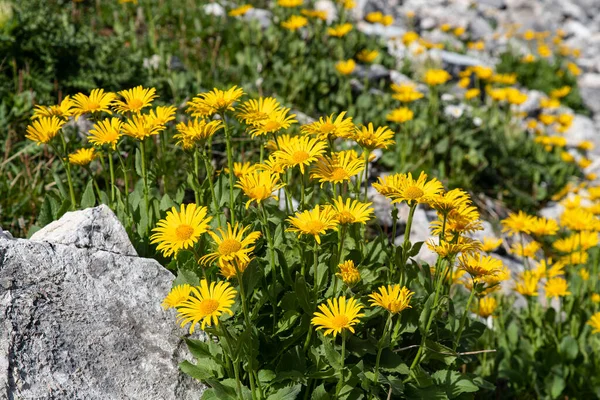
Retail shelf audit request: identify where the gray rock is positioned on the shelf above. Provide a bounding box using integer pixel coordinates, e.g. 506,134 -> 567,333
244,8 -> 272,28
469,17 -> 493,39
354,64 -> 391,83
436,50 -> 487,69
579,73 -> 600,114
0,209 -> 204,399
30,205 -> 137,257
518,90 -> 545,114
564,115 -> 598,152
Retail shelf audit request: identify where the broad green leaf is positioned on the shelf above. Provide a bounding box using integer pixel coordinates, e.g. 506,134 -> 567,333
267,384 -> 302,400
81,180 -> 95,209
311,384 -> 330,400
559,336 -> 578,361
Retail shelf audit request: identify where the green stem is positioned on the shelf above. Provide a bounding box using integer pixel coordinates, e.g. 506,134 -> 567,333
193,149 -> 201,205
235,265 -> 259,399
454,285 -> 477,351
260,203 -> 278,332
203,151 -> 222,229
222,114 -> 236,224
363,149 -> 370,202
313,240 -> 320,303
108,152 -> 116,206
116,150 -> 131,220
373,313 -> 393,389
336,332 -> 347,399
59,134 -> 77,210
140,139 -> 150,233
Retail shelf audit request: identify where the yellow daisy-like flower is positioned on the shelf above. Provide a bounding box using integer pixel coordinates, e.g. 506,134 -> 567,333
365,11 -> 383,23
501,210 -> 535,236
545,277 -> 571,298
580,269 -> 590,281
427,237 -> 482,258
561,208 -> 597,231
591,294 -> 600,303
228,4 -> 253,16
162,284 -> 192,310
237,97 -> 282,127
32,96 -> 75,120
113,86 -> 157,114
330,196 -> 373,225
515,271 -> 539,297
335,59 -> 356,75
510,241 -> 541,259
475,297 -> 497,318
352,123 -> 395,150
429,188 -> 471,216
88,117 -> 123,150
122,114 -> 164,140
301,111 -> 355,140
588,312 -> 600,334
311,296 -> 364,337
328,23 -> 353,37
423,69 -> 451,86
481,237 -> 502,253
68,148 -> 96,166
176,280 -> 237,333
281,15 -> 308,31
391,83 -> 424,103
458,253 -> 503,278
236,169 -> 285,208
381,15 -> 394,26
386,107 -> 414,123
272,135 -> 327,173
200,223 -> 261,269
25,116 -> 66,145
533,259 -> 564,280
402,31 -> 419,45
357,49 -> 379,63
374,171 -> 444,205
72,89 -> 116,119
148,105 -> 177,126
301,9 -> 328,20
277,0 -> 303,7
529,216 -> 559,236
465,88 -> 480,100
187,86 -> 245,117
310,150 -> 364,187
226,161 -> 259,178
550,86 -> 571,99
150,203 -> 212,258
369,285 -> 414,314
174,119 -> 223,150
336,260 -> 361,285
219,258 -> 253,280
287,206 -> 339,244
248,107 -> 297,137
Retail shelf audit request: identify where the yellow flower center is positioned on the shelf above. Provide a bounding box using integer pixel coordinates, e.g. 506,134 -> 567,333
338,211 -> 355,224
251,187 -> 270,200
87,102 -> 100,111
330,167 -> 349,181
175,224 -> 195,241
219,238 -> 242,255
263,120 -> 282,132
129,99 -> 144,110
404,186 -> 424,200
292,151 -> 310,164
199,299 -> 220,315
304,220 -> 326,234
320,122 -> 336,134
331,315 -> 349,329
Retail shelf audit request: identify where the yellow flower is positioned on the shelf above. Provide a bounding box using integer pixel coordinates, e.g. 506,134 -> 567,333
237,97 -> 282,127
236,169 -> 285,209
440,23 -> 451,32
381,15 -> 394,26
476,297 -> 497,318
423,69 -> 451,86
465,88 -> 480,100
560,208 -> 597,231
331,196 -> 373,225
481,237 -> 502,253
277,0 -> 303,7
272,135 -> 327,173
429,188 -> 471,216
427,237 -> 481,258
281,15 -> 308,31
32,96 -> 75,120
373,171 -> 443,205
566,62 -> 581,76
487,87 -> 507,102
458,77 -> 470,89
301,111 -> 354,140
533,259 -> 565,280
174,119 -> 223,149
88,117 -> 123,150
342,0 -> 355,10
386,107 -> 414,123
453,26 -> 465,36
580,269 -> 590,281
328,23 -> 353,37
248,107 -> 297,137
505,88 -> 528,105
200,223 -> 261,270
515,271 -> 539,297
301,9 -> 328,20
113,86 -> 157,114
551,86 -> 571,99
365,11 -> 383,23
588,312 -> 600,334
357,49 -> 379,63
229,4 -> 253,16
148,105 -> 177,126
491,73 -> 517,85
72,89 -> 116,119
162,284 -> 192,310
501,211 -> 535,236
391,83 -> 424,103
68,148 -> 96,166
538,44 -> 552,58
540,97 -> 560,109
579,158 -> 592,169
402,31 -> 419,45
226,161 -> 259,178
592,294 -> 600,303
471,66 -> 493,80
578,141 -> 594,151
458,253 -> 503,279
336,59 -> 356,75
336,260 -> 361,285
352,123 -> 395,150
123,114 -> 164,140
311,296 -> 364,337
287,206 -> 339,243
25,116 -> 66,145
468,41 -> 485,51
510,241 -> 541,258
176,280 -> 236,333
522,54 -> 536,63
530,217 -> 559,236
187,86 -> 245,117
545,277 -> 571,298
310,151 -> 364,186
150,203 -> 212,258
369,285 -> 414,314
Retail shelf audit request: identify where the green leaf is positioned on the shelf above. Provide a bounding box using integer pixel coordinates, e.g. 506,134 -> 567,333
294,274 -> 312,314
159,193 -> 176,211
431,370 -> 479,398
419,293 -> 436,335
173,267 -> 200,286
267,384 -> 302,400
179,360 -> 213,381
379,350 -> 410,374
311,384 -> 330,400
81,179 -> 96,209
559,336 -> 578,361
258,370 -> 276,384
322,340 -> 342,370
